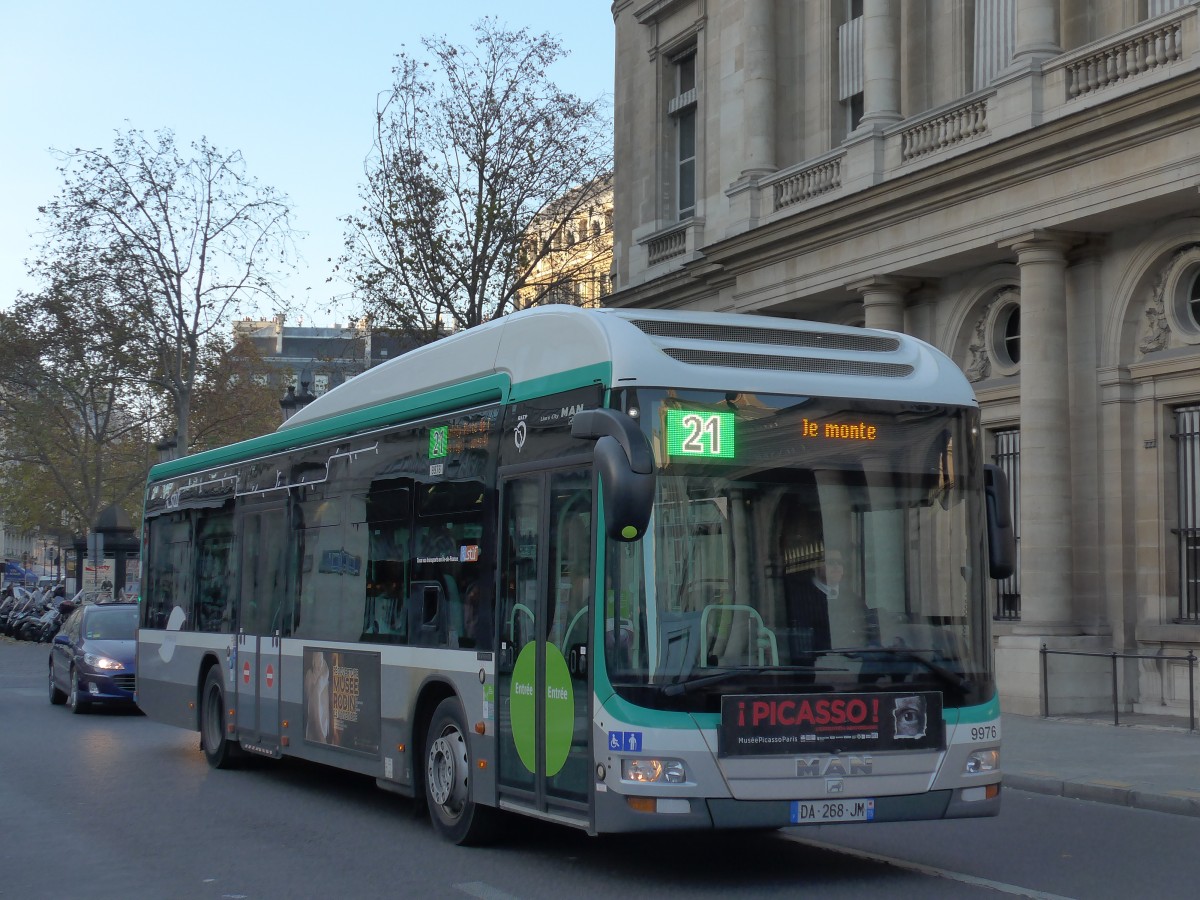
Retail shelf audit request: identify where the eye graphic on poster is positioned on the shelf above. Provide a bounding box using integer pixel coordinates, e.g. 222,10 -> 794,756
893,695 -> 927,739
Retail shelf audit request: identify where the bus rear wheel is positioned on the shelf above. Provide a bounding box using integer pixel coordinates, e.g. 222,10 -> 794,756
425,697 -> 498,845
200,666 -> 243,769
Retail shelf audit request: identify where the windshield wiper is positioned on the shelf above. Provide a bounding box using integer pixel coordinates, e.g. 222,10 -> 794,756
824,646 -> 972,693
660,664 -> 848,697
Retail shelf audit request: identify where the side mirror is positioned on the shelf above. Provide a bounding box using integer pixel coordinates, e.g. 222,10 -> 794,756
408,581 -> 447,647
572,409 -> 656,542
984,464 -> 1016,580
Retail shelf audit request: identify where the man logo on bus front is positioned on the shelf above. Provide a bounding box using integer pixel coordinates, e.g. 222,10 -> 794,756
514,418 -> 527,452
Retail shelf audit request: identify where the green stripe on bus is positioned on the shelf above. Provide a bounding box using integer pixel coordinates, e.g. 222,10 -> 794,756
150,361 -> 614,481
506,362 -> 611,402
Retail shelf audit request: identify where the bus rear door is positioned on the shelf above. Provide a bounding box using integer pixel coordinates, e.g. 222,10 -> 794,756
234,504 -> 287,752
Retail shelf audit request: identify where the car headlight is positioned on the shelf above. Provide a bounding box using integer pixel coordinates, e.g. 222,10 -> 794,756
621,758 -> 687,784
84,653 -> 124,671
964,749 -> 999,775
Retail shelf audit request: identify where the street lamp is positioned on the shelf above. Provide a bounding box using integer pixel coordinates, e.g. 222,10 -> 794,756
296,378 -> 317,411
280,372 -> 317,423
279,384 -> 299,422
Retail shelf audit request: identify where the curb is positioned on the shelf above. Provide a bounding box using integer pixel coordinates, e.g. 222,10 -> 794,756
1006,773 -> 1200,818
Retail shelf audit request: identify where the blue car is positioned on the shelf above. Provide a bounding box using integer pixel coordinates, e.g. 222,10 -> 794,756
49,602 -> 139,713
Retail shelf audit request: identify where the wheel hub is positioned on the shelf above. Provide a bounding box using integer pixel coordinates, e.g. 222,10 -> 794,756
427,730 -> 467,813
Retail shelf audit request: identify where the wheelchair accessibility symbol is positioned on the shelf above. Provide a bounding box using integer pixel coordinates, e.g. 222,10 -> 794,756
608,731 -> 643,752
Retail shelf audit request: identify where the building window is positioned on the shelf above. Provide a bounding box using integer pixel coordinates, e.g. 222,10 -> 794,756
992,428 -> 1021,620
838,1 -> 864,133
1159,245 -> 1200,343
987,294 -> 1021,374
1002,306 -> 1020,363
668,48 -> 698,220
1148,0 -> 1190,19
974,0 -> 1016,90
1188,271 -> 1200,329
1174,405 -> 1200,622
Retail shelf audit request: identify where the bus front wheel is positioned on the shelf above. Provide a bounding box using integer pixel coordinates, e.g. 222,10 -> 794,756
200,666 -> 242,769
425,697 -> 498,845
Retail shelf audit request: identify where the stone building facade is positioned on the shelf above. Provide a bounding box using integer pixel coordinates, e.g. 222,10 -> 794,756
609,0 -> 1200,717
518,177 -> 615,310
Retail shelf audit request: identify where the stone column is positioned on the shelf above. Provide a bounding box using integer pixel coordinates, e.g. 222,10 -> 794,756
1004,232 -> 1074,629
740,0 -> 777,179
859,0 -> 902,128
849,276 -> 919,332
1013,0 -> 1062,64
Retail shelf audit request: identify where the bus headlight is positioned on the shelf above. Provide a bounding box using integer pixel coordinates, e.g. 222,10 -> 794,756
964,749 -> 999,775
621,758 -> 687,784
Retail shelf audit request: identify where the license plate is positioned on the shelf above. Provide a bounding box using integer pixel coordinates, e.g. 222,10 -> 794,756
789,798 -> 875,823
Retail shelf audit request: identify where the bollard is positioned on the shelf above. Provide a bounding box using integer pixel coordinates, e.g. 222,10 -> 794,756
1190,651 -> 1197,733
1111,651 -> 1119,726
1040,643 -> 1048,718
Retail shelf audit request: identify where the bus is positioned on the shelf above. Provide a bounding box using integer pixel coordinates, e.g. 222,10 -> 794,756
136,304 -> 1014,844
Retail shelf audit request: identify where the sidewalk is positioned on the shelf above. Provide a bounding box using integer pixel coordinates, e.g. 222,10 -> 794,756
1002,712 -> 1200,817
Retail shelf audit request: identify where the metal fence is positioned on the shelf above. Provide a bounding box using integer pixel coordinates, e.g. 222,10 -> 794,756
1040,645 -> 1197,732
1174,404 -> 1200,622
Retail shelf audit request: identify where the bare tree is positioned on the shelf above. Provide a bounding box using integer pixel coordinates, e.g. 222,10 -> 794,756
34,128 -> 295,454
337,18 -> 613,337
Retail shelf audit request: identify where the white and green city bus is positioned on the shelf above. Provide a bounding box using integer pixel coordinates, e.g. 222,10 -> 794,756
136,304 -> 1013,843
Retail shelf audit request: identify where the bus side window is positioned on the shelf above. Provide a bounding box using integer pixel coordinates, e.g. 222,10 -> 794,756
194,509 -> 236,634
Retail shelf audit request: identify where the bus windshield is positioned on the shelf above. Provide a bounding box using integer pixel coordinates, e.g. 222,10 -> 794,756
603,389 -> 993,713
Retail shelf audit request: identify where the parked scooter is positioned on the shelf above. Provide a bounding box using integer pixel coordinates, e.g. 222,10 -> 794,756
31,587 -> 72,643
2,587 -> 35,636
12,588 -> 51,641
20,603 -> 51,641
0,586 -> 22,633
4,588 -> 41,637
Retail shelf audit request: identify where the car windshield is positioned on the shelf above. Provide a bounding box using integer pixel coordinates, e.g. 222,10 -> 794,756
602,389 -> 994,712
85,606 -> 137,641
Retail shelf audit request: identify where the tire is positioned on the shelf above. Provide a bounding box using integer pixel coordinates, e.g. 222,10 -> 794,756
49,662 -> 66,705
67,665 -> 89,714
200,666 -> 243,769
424,697 -> 498,845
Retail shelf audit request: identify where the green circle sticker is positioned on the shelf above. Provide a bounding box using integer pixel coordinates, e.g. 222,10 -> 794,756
510,642 -> 575,776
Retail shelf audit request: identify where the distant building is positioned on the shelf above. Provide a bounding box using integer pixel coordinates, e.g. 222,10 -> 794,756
233,316 -> 368,396
518,176 -> 614,309
231,315 -> 431,397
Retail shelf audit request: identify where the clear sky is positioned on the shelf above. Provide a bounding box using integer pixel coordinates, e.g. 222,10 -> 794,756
0,1 -> 615,326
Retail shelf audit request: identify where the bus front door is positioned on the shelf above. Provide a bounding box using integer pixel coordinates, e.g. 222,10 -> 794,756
497,468 -> 593,821
234,506 -> 287,753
